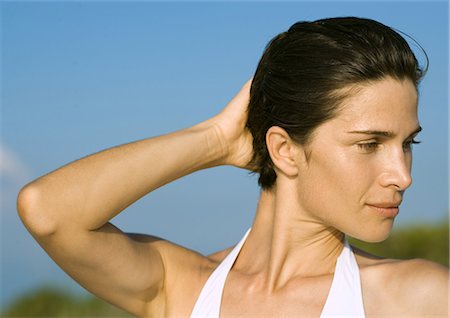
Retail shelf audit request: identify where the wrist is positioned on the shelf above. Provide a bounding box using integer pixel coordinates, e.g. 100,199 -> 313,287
188,120 -> 230,168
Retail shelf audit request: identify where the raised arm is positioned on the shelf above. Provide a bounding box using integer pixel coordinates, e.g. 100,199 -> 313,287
16,80 -> 253,316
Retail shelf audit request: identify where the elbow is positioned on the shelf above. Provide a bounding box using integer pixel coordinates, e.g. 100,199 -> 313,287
17,185 -> 58,237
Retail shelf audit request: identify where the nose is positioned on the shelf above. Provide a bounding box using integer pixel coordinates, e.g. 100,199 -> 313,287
379,149 -> 413,191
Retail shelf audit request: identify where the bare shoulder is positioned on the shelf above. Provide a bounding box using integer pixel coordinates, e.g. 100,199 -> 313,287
154,238 -> 233,316
388,258 -> 449,315
351,246 -> 449,316
152,235 -> 218,284
208,246 -> 234,263
386,258 -> 448,295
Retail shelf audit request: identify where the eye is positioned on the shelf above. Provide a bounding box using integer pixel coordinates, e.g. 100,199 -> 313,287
403,139 -> 421,152
357,142 -> 380,153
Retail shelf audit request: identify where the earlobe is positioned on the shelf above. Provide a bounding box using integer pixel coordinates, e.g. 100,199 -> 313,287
266,126 -> 299,178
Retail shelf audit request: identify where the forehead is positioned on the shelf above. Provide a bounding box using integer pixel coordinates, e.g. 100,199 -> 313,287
332,77 -> 419,131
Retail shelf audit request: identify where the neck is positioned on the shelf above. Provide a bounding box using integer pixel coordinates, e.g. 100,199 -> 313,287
235,186 -> 345,292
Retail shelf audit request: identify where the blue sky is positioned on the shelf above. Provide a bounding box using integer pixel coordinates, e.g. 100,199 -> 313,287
1,1 -> 448,308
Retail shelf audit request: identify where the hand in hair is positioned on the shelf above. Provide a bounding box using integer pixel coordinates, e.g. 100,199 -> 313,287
203,79 -> 255,171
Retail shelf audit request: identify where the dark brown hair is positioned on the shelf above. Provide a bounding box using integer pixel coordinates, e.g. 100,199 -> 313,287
246,17 -> 426,189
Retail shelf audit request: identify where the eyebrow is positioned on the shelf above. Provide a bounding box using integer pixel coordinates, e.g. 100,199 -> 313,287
346,126 -> 422,138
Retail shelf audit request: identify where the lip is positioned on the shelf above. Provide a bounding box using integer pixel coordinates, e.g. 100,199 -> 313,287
366,204 -> 400,218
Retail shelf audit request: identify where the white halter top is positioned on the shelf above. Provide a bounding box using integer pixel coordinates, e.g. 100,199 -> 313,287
190,229 -> 365,317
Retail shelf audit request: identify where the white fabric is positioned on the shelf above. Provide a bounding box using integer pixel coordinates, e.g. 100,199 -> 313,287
319,238 -> 366,317
190,229 -> 365,317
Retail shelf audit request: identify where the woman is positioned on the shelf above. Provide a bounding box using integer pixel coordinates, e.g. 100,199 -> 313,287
17,17 -> 448,317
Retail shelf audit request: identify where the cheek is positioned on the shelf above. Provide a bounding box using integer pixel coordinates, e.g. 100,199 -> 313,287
297,148 -> 373,219
314,147 -> 368,191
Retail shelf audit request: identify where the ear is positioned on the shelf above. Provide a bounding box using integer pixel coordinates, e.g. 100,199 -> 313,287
266,126 -> 299,179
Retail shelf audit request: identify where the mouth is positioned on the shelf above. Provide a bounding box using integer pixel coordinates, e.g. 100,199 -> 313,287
366,203 -> 400,218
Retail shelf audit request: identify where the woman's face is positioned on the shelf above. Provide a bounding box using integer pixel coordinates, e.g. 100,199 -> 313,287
295,77 -> 420,242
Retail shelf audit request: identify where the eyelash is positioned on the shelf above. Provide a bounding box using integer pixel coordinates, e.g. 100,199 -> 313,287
357,139 -> 421,152
404,139 -> 421,151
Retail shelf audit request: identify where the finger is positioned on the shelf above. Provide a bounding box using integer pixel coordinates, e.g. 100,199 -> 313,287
229,80 -> 251,108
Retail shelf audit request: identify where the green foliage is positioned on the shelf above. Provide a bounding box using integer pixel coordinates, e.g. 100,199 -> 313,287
2,286 -> 132,317
349,219 -> 449,266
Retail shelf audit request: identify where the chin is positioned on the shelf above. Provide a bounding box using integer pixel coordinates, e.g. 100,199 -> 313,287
351,220 -> 395,243
361,233 -> 391,243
